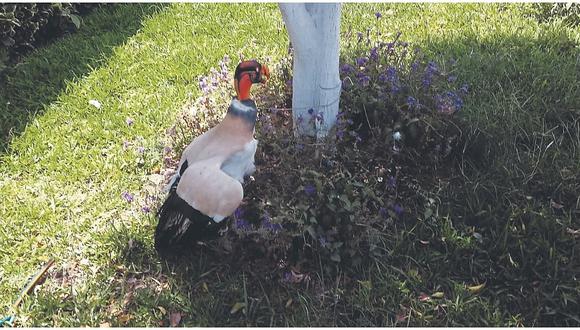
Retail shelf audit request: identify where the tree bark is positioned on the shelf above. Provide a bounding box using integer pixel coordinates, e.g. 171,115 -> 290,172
279,3 -> 341,139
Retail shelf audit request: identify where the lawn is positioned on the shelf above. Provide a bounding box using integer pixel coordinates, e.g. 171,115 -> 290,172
0,3 -> 579,327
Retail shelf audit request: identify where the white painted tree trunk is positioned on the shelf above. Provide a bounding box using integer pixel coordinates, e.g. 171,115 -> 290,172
279,3 -> 342,139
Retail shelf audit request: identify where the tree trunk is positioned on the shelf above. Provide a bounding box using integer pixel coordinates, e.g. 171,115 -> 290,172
279,3 -> 341,139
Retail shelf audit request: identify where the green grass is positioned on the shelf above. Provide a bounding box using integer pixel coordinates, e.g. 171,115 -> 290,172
0,3 -> 579,327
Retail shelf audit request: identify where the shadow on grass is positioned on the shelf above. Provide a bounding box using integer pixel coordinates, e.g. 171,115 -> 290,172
384,30 -> 580,326
0,3 -> 166,152
108,225 -> 300,327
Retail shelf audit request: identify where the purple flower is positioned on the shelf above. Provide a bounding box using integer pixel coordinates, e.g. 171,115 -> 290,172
378,73 -> 388,84
141,205 -> 151,213
199,77 -> 210,94
426,61 -> 439,74
379,207 -> 388,219
447,75 -> 457,83
355,57 -> 368,67
304,184 -> 316,197
375,12 -> 382,19
319,236 -> 328,247
436,91 -> 463,114
121,192 -> 133,203
357,73 -> 370,87
136,146 -> 145,153
283,271 -> 292,282
234,207 -> 244,220
126,117 -> 134,126
386,66 -> 397,81
370,47 -> 379,61
459,84 -> 469,95
340,64 -> 355,75
295,143 -> 304,151
296,114 -> 304,125
163,146 -> 172,154
235,219 -> 251,230
393,204 -> 404,216
407,96 -> 418,109
308,108 -> 314,115
387,176 -> 397,188
262,219 -> 282,232
122,141 -> 130,149
411,61 -> 419,72
336,128 -> 346,140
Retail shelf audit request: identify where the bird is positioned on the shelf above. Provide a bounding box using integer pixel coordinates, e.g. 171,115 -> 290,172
154,60 -> 270,256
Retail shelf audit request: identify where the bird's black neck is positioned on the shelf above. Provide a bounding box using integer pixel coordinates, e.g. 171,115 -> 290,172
227,97 -> 258,126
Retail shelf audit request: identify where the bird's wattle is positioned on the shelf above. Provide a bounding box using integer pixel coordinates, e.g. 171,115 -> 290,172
235,73 -> 253,101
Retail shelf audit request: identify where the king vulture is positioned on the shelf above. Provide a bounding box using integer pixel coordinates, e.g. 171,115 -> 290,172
154,60 -> 270,256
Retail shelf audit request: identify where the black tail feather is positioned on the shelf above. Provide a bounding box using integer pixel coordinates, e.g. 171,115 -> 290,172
155,190 -> 227,256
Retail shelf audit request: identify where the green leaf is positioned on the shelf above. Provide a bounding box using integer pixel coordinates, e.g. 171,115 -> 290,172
69,14 -> 81,29
305,225 -> 317,239
330,252 -> 341,262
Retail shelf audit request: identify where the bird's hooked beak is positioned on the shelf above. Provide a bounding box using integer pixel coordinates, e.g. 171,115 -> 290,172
234,60 -> 269,101
260,64 -> 270,84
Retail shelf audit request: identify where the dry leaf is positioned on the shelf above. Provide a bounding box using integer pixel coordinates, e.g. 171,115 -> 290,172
230,302 -> 246,314
169,312 -> 182,327
284,270 -> 311,284
89,99 -> 102,109
395,308 -> 408,323
550,200 -> 564,209
158,306 -> 167,315
117,314 -> 132,324
566,228 -> 580,237
418,293 -> 430,302
431,291 -> 444,299
467,283 -> 485,294
285,298 -> 293,308
149,174 -> 165,185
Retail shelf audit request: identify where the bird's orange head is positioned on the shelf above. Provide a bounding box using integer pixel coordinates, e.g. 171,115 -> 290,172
234,60 -> 270,101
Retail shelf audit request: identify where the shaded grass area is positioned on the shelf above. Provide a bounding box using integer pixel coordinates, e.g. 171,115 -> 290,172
0,4 -> 166,152
0,3 -> 579,327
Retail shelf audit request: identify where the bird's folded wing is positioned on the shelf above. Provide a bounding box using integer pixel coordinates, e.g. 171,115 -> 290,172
176,158 -> 244,223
